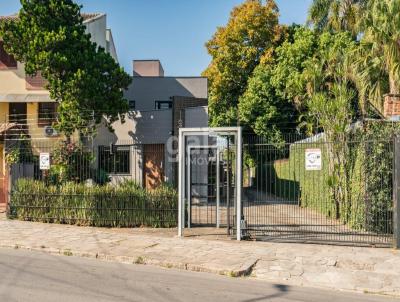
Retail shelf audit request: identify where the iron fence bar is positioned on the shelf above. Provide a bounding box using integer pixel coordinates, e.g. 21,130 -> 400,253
394,135 -> 400,249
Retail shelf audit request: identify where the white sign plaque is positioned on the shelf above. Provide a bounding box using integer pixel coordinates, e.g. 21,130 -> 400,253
39,153 -> 50,170
305,149 -> 322,171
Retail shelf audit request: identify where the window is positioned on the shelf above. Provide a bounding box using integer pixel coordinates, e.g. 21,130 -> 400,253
38,102 -> 58,127
155,100 -> 172,110
98,146 -> 130,174
0,41 -> 17,69
128,100 -> 136,111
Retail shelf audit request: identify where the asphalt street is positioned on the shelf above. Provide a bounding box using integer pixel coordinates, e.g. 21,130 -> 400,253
0,248 -> 397,302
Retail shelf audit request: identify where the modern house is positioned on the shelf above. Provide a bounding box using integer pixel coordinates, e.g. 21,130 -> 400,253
0,13 -> 118,205
94,59 -> 208,189
0,13 -> 209,206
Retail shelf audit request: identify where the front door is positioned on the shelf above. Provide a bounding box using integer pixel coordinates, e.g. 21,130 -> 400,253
143,144 -> 165,190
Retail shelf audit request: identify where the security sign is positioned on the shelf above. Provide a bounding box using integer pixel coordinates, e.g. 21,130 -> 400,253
305,149 -> 322,171
39,153 -> 50,170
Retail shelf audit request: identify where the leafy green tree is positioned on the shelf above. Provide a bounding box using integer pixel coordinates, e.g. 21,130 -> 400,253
238,27 -> 316,139
352,0 -> 400,112
307,0 -> 368,37
203,0 -> 283,127
0,0 -> 131,136
298,31 -> 359,221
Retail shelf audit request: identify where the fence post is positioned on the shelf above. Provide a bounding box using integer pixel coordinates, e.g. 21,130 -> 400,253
394,135 -> 400,249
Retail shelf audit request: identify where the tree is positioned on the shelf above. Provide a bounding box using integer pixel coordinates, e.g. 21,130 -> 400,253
0,0 -> 131,136
307,0 -> 368,37
203,0 -> 283,127
352,0 -> 400,112
238,27 -> 315,139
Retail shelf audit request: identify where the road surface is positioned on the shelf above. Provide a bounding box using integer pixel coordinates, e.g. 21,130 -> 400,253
0,248 -> 396,302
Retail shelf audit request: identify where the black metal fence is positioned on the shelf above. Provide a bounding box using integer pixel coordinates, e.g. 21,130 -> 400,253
1,124 -> 398,247
241,132 -> 394,247
4,138 -> 178,227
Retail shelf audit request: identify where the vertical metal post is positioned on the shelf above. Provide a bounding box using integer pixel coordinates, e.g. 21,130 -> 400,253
226,138 -> 231,235
187,147 -> 191,228
216,149 -> 220,228
178,130 -> 184,237
394,135 -> 400,249
236,127 -> 242,241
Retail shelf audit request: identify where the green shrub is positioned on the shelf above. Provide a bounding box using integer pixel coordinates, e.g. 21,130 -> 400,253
9,179 -> 178,228
264,129 -> 393,233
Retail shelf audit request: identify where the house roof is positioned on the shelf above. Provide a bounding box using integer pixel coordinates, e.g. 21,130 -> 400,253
0,12 -> 104,23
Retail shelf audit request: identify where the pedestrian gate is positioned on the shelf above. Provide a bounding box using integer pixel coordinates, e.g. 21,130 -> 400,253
178,127 -> 243,240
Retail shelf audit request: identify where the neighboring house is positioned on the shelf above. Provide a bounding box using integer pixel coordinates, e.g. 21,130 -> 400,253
94,60 -> 208,189
0,13 -> 117,205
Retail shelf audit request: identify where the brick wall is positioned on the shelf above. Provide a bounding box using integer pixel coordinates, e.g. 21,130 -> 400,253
383,94 -> 400,119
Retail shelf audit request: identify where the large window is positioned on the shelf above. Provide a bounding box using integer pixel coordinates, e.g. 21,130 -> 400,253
38,102 -> 58,127
155,100 -> 172,110
0,41 -> 17,69
98,146 -> 130,174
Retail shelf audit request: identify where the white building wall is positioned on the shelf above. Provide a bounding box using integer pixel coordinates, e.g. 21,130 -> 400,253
84,14 -> 107,50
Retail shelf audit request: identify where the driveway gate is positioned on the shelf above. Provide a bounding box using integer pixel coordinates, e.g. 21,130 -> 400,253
179,128 -> 397,247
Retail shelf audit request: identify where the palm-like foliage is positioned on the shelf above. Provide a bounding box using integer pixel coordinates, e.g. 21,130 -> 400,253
308,0 -> 368,37
352,0 -> 400,112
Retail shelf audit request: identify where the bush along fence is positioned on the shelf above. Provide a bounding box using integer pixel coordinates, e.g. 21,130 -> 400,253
242,122 -> 396,246
8,179 -> 178,228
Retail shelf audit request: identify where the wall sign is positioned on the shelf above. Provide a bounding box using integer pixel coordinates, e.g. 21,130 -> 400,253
39,153 -> 50,170
305,149 -> 322,171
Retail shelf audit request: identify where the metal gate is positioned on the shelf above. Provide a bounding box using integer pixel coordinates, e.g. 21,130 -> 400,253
187,146 -> 236,231
241,133 -> 394,247
178,127 -> 242,240
179,128 -> 397,247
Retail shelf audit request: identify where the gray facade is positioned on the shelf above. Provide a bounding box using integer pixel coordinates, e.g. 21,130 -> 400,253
94,60 -> 209,188
125,77 -> 208,111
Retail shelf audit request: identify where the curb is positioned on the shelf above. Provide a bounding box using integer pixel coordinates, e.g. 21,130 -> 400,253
1,243 -> 257,278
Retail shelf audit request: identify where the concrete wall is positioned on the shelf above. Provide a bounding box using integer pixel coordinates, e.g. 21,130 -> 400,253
133,60 -> 164,77
125,77 -> 208,111
106,29 -> 118,62
93,109 -> 174,185
0,62 -> 51,98
96,110 -> 172,145
0,103 -> 7,122
184,106 -> 208,128
85,14 -> 107,51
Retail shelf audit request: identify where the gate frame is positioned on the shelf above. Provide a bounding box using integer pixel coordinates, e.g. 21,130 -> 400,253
187,145 -> 221,228
178,127 -> 242,241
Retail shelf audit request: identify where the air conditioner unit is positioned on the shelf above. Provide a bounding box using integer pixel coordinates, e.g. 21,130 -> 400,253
44,126 -> 59,137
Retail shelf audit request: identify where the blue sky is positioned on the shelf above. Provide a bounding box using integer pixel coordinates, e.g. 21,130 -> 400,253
0,0 -> 312,76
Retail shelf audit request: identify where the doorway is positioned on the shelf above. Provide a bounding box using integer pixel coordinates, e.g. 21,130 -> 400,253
143,144 -> 165,190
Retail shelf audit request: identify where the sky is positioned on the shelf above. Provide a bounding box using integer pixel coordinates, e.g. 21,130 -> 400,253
0,0 -> 312,76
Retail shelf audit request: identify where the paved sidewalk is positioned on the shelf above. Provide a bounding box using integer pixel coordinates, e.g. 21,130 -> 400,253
0,215 -> 399,297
